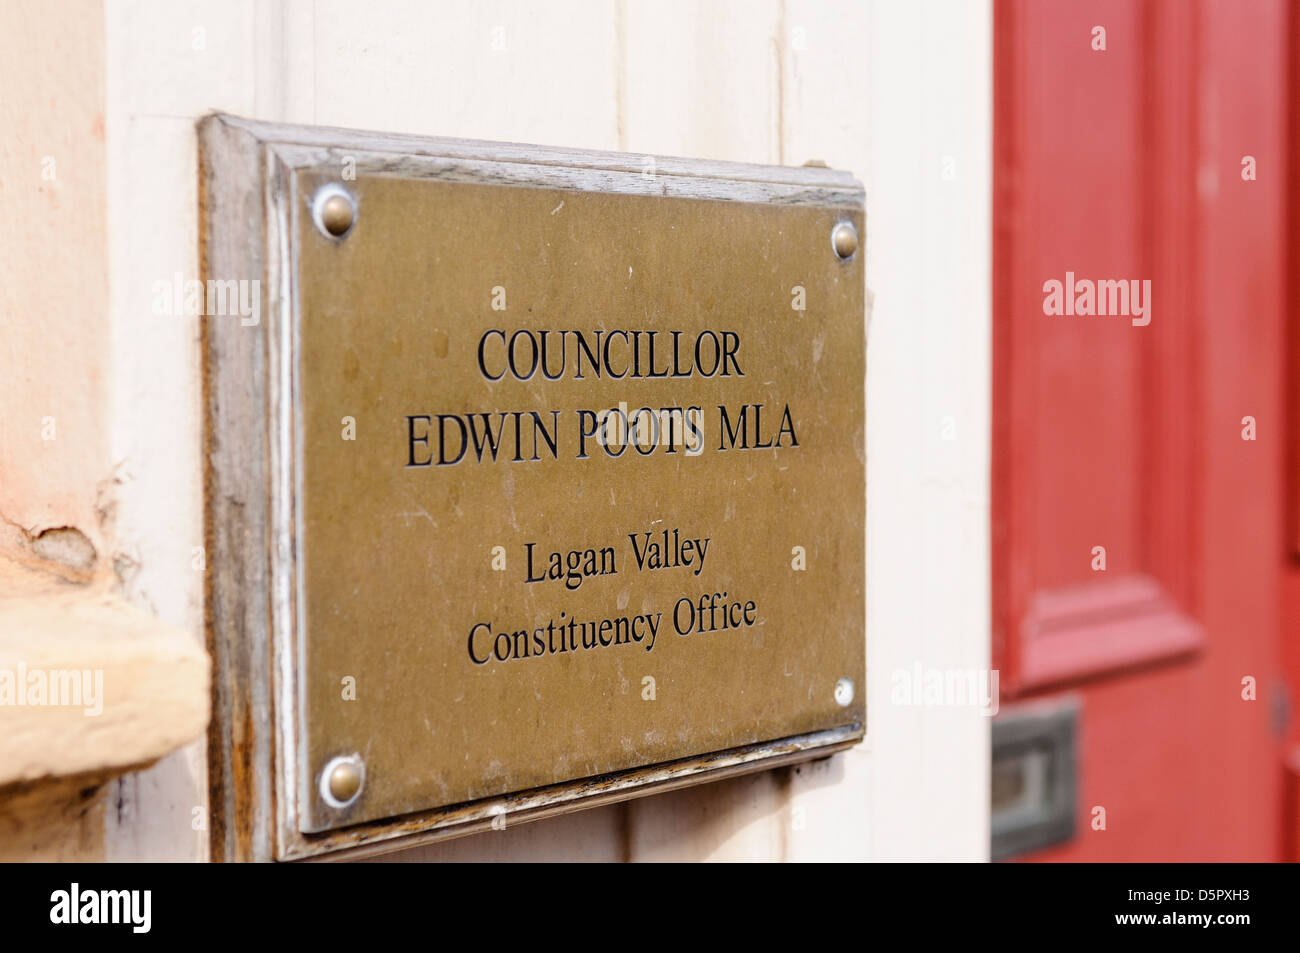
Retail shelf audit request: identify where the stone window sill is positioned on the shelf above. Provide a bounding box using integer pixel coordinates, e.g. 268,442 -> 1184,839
0,556 -> 209,790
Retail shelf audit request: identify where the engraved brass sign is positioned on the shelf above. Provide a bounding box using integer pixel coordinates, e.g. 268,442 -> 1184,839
201,115 -> 864,854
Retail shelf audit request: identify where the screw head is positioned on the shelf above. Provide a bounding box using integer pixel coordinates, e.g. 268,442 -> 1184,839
313,185 -> 356,238
831,221 -> 858,261
320,754 -> 364,808
834,677 -> 855,707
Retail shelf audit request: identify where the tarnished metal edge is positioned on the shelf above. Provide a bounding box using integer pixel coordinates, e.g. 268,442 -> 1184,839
288,723 -> 864,862
207,112 -> 863,194
269,143 -> 858,208
200,114 -> 277,862
270,149 -> 304,852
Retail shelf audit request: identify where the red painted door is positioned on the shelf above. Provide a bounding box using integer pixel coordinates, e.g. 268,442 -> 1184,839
993,0 -> 1292,860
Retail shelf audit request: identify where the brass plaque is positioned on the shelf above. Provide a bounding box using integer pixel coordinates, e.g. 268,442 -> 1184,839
291,163 -> 864,832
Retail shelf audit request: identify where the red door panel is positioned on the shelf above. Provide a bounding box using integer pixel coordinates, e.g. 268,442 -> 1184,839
994,0 -> 1288,861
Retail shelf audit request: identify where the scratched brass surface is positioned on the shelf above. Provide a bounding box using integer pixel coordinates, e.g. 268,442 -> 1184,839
294,170 -> 865,832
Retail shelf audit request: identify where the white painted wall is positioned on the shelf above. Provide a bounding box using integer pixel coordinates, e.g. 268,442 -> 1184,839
101,0 -> 990,861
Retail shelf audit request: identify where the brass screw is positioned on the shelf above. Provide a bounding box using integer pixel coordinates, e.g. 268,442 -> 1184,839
313,185 -> 356,238
831,221 -> 858,261
320,755 -> 364,807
